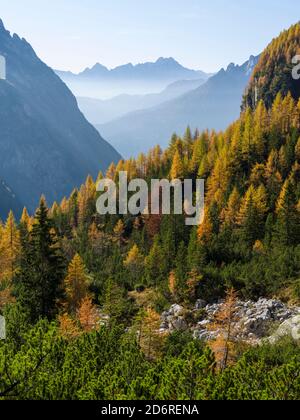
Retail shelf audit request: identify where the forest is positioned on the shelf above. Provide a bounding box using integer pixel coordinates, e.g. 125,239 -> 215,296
0,23 -> 300,400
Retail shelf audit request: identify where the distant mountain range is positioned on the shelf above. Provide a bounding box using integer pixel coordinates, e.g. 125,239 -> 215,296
97,56 -> 259,157
56,58 -> 211,98
0,19 -> 120,218
77,78 -> 207,124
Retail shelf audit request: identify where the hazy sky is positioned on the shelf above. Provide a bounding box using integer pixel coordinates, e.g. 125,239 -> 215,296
0,0 -> 299,72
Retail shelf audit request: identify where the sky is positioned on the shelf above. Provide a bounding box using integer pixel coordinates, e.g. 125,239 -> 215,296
0,0 -> 299,73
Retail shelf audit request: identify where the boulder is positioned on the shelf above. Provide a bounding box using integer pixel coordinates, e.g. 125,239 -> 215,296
267,315 -> 300,344
170,317 -> 188,332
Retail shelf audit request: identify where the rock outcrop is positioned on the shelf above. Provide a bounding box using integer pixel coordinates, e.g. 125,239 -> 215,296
160,299 -> 300,344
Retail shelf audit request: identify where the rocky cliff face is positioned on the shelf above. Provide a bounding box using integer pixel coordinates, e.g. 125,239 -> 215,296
0,19 -> 120,215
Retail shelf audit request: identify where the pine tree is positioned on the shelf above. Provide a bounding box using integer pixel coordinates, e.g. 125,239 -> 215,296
138,308 -> 164,360
14,198 -> 65,323
144,235 -> 168,287
103,278 -> 127,321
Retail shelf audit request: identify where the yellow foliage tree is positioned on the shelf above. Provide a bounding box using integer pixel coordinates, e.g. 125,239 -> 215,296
124,244 -> 144,282
77,296 -> 100,333
221,187 -> 241,228
170,150 -> 184,180
168,271 -> 177,297
63,254 -> 92,314
209,289 -> 239,371
197,209 -> 213,243
58,313 -> 81,340
0,211 -> 20,283
113,219 -> 125,245
20,207 -> 32,231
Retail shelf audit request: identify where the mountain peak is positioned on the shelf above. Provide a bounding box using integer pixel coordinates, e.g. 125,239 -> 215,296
155,57 -> 182,67
0,18 -> 5,31
0,18 -> 9,36
92,62 -> 108,70
226,62 -> 237,72
156,57 -> 177,63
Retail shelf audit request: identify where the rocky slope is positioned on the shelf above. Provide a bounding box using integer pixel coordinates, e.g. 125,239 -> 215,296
160,299 -> 300,345
0,178 -> 23,220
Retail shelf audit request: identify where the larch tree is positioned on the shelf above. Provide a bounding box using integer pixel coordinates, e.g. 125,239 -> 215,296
209,289 -> 239,371
253,184 -> 269,220
241,108 -> 253,162
58,313 -> 81,340
221,187 -> 241,228
20,207 -> 32,231
124,244 -> 144,285
170,150 -> 184,180
106,162 -> 116,180
0,211 -> 20,283
253,100 -> 268,157
265,149 -> 283,208
197,208 -> 213,243
113,219 -> 125,246
0,211 -> 18,308
78,176 -> 96,226
77,296 -> 100,333
237,185 -> 261,243
63,253 -> 92,314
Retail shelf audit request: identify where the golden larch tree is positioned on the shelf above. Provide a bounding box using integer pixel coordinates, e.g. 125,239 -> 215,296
209,289 -> 239,371
63,254 -> 92,314
170,150 -> 184,180
77,296 -> 100,333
